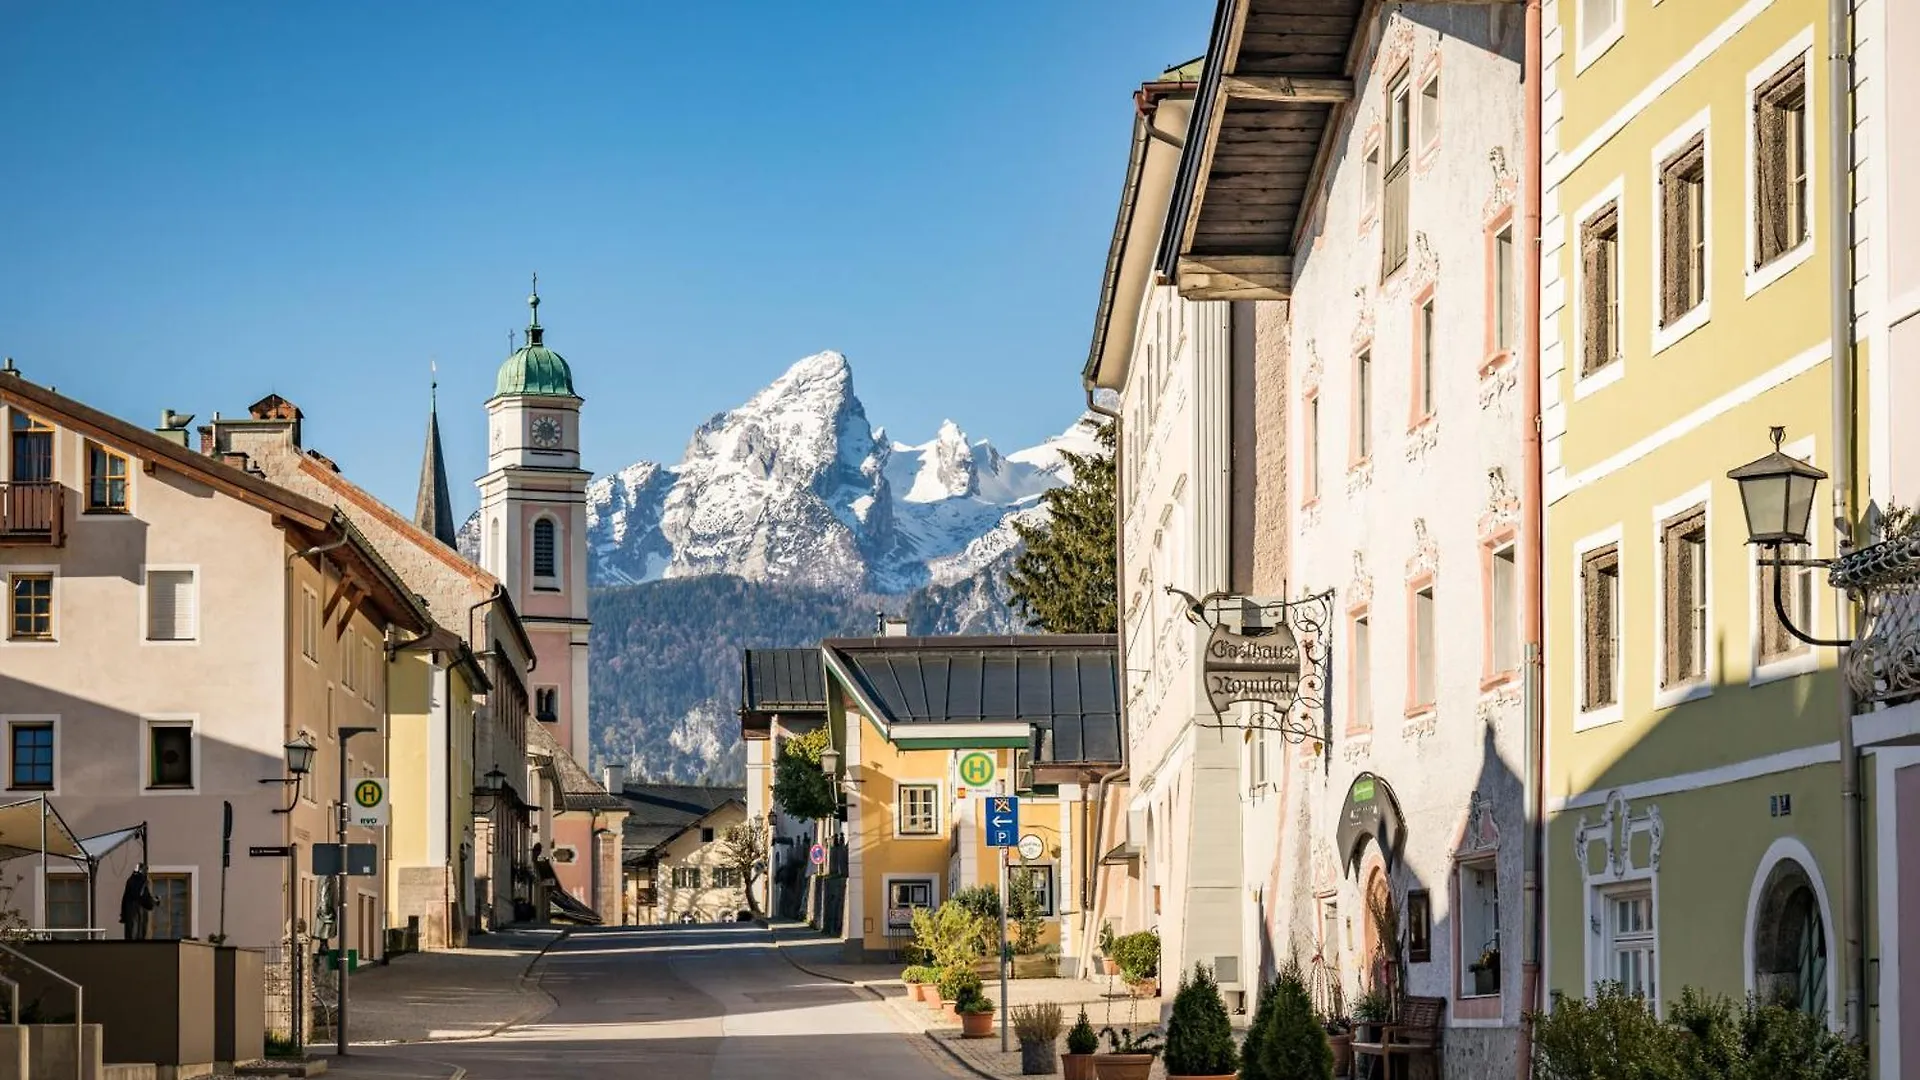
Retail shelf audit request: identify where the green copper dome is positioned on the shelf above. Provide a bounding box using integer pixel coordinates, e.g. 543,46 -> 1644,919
493,281 -> 578,398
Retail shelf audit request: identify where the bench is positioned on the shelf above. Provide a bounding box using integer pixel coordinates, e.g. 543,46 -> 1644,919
1351,994 -> 1445,1080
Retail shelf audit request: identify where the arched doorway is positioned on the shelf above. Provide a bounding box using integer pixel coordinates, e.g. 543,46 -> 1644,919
1752,858 -> 1828,1018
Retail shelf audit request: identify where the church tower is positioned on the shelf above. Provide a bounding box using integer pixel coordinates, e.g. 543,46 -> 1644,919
477,278 -> 592,766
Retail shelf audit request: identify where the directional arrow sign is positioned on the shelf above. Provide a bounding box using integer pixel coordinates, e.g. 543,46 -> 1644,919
985,795 -> 1020,848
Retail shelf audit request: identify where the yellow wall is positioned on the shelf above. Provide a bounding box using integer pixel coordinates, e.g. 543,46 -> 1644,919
850,717 -> 954,953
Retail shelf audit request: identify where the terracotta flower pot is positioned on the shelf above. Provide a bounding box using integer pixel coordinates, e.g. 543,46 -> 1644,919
1328,1032 -> 1353,1075
960,1010 -> 995,1038
1092,1054 -> 1155,1080
1061,1053 -> 1098,1080
1102,958 -> 1120,976
1127,977 -> 1158,998
942,999 -> 959,1023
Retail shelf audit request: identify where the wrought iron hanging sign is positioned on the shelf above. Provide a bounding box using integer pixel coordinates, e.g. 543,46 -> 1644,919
1167,587 -> 1334,746
1203,621 -> 1303,713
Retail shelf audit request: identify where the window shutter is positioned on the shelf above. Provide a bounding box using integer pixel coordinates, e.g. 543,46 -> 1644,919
148,570 -> 195,641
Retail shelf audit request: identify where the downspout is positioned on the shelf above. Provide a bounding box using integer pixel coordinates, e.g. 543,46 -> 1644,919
1517,0 -> 1546,1074
1084,386 -> 1124,973
1826,0 -> 1863,1042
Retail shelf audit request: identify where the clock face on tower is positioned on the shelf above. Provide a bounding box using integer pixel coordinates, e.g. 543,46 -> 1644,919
530,414 -> 563,449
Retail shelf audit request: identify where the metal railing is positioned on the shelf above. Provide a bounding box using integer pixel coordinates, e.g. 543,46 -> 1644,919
0,481 -> 64,544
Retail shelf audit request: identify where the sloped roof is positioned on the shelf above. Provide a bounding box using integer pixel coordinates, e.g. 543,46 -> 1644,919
619,783 -> 746,859
823,635 -> 1122,764
741,648 -> 827,713
526,721 -> 625,813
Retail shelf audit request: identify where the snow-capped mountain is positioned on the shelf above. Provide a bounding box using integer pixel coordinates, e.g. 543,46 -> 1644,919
575,350 -> 1097,593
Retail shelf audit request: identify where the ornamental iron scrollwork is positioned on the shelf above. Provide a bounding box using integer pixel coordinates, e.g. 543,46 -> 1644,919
1168,587 -> 1335,753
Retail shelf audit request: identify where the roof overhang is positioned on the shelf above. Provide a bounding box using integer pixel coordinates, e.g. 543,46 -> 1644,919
1157,0 -> 1375,301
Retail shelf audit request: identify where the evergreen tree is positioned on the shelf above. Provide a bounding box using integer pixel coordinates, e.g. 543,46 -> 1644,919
1252,957 -> 1332,1080
1164,963 -> 1238,1076
1007,420 -> 1116,633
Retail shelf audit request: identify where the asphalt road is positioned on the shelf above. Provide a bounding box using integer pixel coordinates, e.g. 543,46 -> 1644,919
375,924 -> 962,1080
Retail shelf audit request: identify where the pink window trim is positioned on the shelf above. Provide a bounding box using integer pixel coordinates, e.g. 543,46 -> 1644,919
1415,56 -> 1443,172
1405,573 -> 1437,717
1350,341 -> 1374,468
1479,526 -> 1521,691
1303,389 -> 1322,508
1451,857 -> 1503,1018
1347,603 -> 1373,736
1358,127 -> 1383,235
1409,283 -> 1439,431
1482,206 -> 1516,377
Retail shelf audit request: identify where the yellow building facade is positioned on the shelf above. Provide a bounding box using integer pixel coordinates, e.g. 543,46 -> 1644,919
1541,0 -> 1850,1030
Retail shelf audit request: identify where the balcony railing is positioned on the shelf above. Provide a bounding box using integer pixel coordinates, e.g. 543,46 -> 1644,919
0,482 -> 64,546
1382,155 -> 1410,278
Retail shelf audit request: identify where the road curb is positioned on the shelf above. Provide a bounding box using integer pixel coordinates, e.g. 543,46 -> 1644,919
494,928 -> 570,1035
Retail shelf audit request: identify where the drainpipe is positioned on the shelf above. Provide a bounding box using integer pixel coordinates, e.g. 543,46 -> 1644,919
1825,0 -> 1863,1042
1517,0 -> 1546,1074
1082,385 -> 1124,975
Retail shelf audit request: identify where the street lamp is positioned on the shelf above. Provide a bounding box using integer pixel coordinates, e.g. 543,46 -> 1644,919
818,746 -> 840,776
1727,428 -> 1851,649
261,733 -> 317,813
334,725 -> 378,1057
472,767 -> 509,815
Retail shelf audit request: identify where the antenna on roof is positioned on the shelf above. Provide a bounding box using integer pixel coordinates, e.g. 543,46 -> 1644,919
874,610 -> 885,637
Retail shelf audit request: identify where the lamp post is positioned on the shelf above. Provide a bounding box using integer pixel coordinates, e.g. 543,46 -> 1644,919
1727,427 -> 1851,648
335,726 -> 378,1057
260,734 -> 316,1051
261,734 -> 317,814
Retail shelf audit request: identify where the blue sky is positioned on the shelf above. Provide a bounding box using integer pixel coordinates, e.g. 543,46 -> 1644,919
0,3 -> 1203,519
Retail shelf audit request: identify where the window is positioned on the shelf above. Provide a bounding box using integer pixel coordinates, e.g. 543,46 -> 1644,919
712,866 -> 743,889
147,722 -> 194,789
1754,61 -> 1809,267
342,632 -> 357,692
301,589 -> 318,662
1306,394 -> 1322,501
1419,74 -> 1440,150
1407,888 -> 1432,963
1248,719 -> 1270,792
1354,350 -> 1373,461
1412,584 -> 1436,710
151,873 -> 192,939
10,722 -> 52,790
362,637 -> 378,702
9,412 -> 52,483
535,687 -> 559,723
898,784 -> 939,836
671,866 -> 701,889
1661,509 -> 1708,688
1580,0 -> 1621,53
1580,204 -> 1622,376
1364,143 -> 1382,215
46,873 -> 87,931
1490,545 -> 1519,677
1415,296 -> 1436,419
86,443 -> 128,513
1383,72 -> 1413,276
1015,865 -> 1057,917
1758,542 -> 1814,664
1660,137 -> 1708,327
8,573 -> 52,641
1493,224 -> 1516,355
1459,861 -> 1501,996
1351,612 -> 1373,730
533,519 -> 557,580
1602,888 -> 1656,1000
145,569 -> 196,642
889,879 -> 934,911
1581,546 -> 1621,711
701,827 -> 715,844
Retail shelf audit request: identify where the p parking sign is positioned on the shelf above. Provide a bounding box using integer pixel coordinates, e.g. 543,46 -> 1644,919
352,777 -> 389,828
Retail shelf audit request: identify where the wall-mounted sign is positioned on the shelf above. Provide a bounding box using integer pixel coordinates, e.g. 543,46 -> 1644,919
1202,622 -> 1302,714
957,751 -> 997,789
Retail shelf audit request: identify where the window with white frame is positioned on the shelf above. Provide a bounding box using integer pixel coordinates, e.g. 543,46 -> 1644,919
1580,203 -> 1622,376
1306,394 -> 1322,501
146,720 -> 194,790
342,632 -> 358,693
362,637 -> 377,702
1580,0 -> 1621,53
671,865 -> 700,889
1660,507 -> 1708,688
146,569 -> 196,642
897,783 -> 938,836
1754,59 -> 1809,267
1016,865 -> 1057,917
712,866 -> 743,889
9,720 -> 54,791
1660,136 -> 1708,327
1601,886 -> 1656,1000
1355,349 -> 1373,462
1581,545 -> 1622,711
1364,142 -> 1382,215
151,873 -> 192,939
1419,73 -> 1440,151
1757,542 -> 1814,664
45,873 -> 87,930
1459,860 -> 1501,997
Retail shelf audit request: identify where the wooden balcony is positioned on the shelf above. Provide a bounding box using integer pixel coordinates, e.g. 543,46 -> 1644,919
0,482 -> 64,546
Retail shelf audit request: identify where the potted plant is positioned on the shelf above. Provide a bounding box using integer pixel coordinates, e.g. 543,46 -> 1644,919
1351,989 -> 1392,1044
1063,1009 -> 1100,1080
1163,963 -> 1238,1079
1243,958 -> 1333,1080
957,987 -> 997,1039
939,965 -> 983,1021
1469,946 -> 1501,997
1322,1013 -> 1354,1077
1012,1001 -> 1063,1074
1093,1026 -> 1162,1080
1098,922 -> 1119,975
901,965 -> 931,1003
1113,930 -> 1161,997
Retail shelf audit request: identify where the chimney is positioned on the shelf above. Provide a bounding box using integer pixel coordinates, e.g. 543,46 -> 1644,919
154,410 -> 196,448
601,765 -> 625,794
883,617 -> 909,638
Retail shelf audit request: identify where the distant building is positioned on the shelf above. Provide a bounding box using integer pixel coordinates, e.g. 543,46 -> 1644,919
739,647 -> 829,918
618,783 -> 748,925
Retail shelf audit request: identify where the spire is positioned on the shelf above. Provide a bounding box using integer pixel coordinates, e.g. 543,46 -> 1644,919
414,361 -> 457,548
525,272 -> 543,348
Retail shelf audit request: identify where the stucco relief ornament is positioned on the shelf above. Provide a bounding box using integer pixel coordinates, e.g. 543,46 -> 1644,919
1311,841 -> 1341,898
1350,290 -> 1376,352
1475,684 -> 1521,725
1482,147 -> 1518,223
1479,467 -> 1521,536
1402,712 -> 1438,741
1350,550 -> 1374,608
1456,790 -> 1502,855
1380,19 -> 1417,77
1408,231 -> 1440,295
1342,733 -> 1371,763
1405,414 -> 1440,463
1346,457 -> 1374,496
1574,791 -> 1665,879
1479,364 -> 1518,412
1405,517 -> 1439,581
1302,341 -> 1325,396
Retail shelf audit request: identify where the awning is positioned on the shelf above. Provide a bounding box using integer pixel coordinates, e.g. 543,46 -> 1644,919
0,797 -> 88,863
1337,772 -> 1405,876
77,826 -> 145,863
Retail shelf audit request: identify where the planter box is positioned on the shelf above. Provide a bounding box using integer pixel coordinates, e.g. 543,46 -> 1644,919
1019,1040 -> 1056,1075
214,946 -> 266,1067
1472,968 -> 1500,997
1328,1032 -> 1353,1077
1011,955 -> 1058,979
17,941 -> 216,1074
1092,1054 -> 1155,1080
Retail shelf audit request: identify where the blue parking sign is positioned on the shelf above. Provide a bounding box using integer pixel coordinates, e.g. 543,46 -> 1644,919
986,796 -> 1020,847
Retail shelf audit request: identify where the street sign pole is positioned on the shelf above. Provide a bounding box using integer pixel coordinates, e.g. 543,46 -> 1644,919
999,848 -> 1010,1053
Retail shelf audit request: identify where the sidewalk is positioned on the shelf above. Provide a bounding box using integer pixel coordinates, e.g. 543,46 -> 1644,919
767,922 -> 1174,1079
341,928 -> 565,1045
300,1052 -> 463,1080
